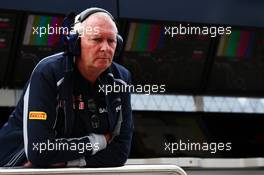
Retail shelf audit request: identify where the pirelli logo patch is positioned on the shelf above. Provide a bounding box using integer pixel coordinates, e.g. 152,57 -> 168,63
29,111 -> 47,120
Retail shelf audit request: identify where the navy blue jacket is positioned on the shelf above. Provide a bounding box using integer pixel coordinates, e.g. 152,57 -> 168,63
0,52 -> 133,167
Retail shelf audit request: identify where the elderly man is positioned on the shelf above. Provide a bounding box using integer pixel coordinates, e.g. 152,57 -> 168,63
0,7 -> 133,168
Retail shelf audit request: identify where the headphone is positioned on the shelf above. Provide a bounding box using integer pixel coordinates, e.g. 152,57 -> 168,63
63,7 -> 123,57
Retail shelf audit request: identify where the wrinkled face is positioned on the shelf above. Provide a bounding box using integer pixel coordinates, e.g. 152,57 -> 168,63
78,13 -> 118,72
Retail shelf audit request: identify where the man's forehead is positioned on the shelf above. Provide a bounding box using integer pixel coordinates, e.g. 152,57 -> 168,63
91,27 -> 117,38
83,12 -> 117,31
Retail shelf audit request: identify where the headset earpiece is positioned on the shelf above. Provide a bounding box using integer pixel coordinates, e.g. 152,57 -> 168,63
115,34 -> 123,58
65,31 -> 81,56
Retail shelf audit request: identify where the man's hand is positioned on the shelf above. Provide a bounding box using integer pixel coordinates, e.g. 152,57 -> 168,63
23,161 -> 32,168
50,162 -> 66,167
104,133 -> 112,143
22,161 -> 66,168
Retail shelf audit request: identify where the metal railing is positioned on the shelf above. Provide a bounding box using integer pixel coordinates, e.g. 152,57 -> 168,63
0,164 -> 187,175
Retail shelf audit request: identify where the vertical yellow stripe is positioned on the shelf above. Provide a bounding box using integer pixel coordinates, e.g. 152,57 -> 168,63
23,15 -> 34,45
29,15 -> 40,45
217,35 -> 227,56
131,23 -> 140,51
217,34 -> 230,57
125,22 -> 137,51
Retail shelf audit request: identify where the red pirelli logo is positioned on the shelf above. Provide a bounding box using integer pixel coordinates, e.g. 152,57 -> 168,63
29,111 -> 47,120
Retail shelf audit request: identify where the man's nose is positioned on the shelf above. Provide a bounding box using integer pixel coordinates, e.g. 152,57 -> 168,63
100,40 -> 110,51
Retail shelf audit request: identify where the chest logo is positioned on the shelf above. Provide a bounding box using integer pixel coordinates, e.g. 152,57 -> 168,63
99,108 -> 108,113
116,105 -> 122,112
29,111 -> 47,120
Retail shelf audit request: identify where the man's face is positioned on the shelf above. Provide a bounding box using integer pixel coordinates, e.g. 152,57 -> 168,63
79,13 -> 118,72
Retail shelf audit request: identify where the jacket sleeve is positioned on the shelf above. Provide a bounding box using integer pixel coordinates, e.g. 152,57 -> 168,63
23,66 -> 103,167
83,73 -> 134,167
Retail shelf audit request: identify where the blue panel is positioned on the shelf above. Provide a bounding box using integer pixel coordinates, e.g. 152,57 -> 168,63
119,0 -> 264,27
0,0 -> 117,17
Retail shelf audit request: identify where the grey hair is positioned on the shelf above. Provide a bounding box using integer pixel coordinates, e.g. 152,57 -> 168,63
72,12 -> 118,36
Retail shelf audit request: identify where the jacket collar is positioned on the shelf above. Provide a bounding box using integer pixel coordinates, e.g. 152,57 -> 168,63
62,62 -> 122,135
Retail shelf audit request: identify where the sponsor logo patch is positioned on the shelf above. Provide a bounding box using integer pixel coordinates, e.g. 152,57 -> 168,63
29,111 -> 47,120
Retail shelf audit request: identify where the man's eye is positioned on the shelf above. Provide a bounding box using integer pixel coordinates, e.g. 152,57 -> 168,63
108,39 -> 116,44
92,38 -> 102,42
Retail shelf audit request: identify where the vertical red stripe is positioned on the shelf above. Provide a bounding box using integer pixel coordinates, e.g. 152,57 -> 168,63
48,17 -> 58,46
148,24 -> 161,52
237,31 -> 250,59
53,16 -> 64,47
